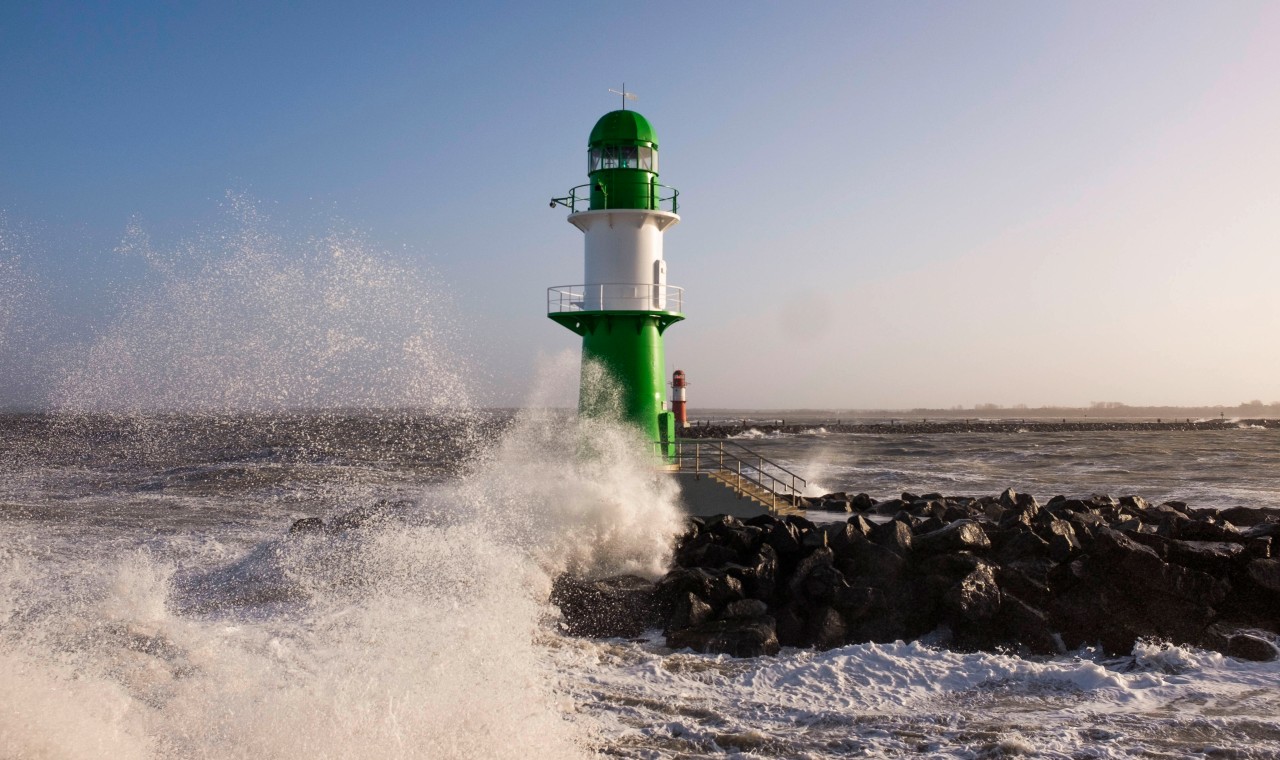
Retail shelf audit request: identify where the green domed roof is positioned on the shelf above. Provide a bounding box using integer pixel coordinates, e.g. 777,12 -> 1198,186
588,110 -> 658,148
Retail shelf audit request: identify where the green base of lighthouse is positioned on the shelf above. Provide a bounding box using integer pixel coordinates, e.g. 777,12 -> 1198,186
549,309 -> 683,449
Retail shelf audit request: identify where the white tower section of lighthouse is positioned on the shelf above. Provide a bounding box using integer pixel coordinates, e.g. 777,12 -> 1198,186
571,209 -> 679,310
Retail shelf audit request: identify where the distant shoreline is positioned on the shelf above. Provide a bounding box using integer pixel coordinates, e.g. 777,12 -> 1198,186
681,418 -> 1280,437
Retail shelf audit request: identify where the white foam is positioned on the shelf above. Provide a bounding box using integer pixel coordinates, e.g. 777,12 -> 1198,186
0,353 -> 691,759
551,637 -> 1280,757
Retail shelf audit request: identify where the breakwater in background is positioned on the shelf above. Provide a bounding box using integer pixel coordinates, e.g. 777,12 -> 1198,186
682,417 -> 1280,437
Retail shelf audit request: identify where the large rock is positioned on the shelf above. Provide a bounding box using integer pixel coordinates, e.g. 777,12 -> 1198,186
722,544 -> 779,601
665,591 -> 713,634
987,593 -> 1059,655
913,520 -> 991,555
1219,506 -> 1280,527
1040,518 -> 1082,562
288,517 -> 325,535
995,529 -> 1050,564
1166,540 -> 1247,575
552,575 -> 656,638
871,519 -> 913,556
667,616 -> 780,658
942,563 -> 1002,626
1048,528 -> 1229,653
1226,632 -> 1278,662
1177,519 -> 1241,542
656,567 -> 744,613
822,521 -> 869,558
1245,558 -> 1280,595
806,606 -> 848,649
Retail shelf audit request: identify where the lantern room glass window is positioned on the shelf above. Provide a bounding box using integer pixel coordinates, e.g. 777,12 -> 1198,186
589,146 -> 657,172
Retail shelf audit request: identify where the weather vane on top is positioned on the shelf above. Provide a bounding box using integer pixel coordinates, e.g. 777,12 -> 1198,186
608,84 -> 638,110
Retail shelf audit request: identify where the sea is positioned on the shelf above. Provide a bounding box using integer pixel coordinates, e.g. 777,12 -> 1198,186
3,411 -> 1279,759
3,211 -> 1278,757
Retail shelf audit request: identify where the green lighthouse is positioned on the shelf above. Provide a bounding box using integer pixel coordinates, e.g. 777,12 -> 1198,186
549,106 -> 683,450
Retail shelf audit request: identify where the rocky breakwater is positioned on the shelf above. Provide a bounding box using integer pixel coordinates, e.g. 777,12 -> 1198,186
551,491 -> 1280,660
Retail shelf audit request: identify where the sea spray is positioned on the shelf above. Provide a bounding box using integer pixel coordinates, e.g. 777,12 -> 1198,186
52,195 -> 470,416
453,353 -> 685,580
0,522 -> 591,758
2,371 -> 685,757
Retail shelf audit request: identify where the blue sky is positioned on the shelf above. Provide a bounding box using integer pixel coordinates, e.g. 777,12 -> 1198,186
2,2 -> 1278,410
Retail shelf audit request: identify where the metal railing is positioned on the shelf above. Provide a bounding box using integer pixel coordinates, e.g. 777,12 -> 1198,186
548,283 -> 684,314
662,438 -> 807,513
550,183 -> 680,214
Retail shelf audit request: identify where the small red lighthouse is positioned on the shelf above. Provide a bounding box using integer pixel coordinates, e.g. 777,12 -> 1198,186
671,369 -> 689,428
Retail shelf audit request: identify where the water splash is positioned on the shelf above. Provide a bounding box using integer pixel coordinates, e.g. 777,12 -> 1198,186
54,195 -> 469,415
0,197 -> 692,758
0,215 -> 47,407
0,363 -> 685,759
453,352 -> 684,580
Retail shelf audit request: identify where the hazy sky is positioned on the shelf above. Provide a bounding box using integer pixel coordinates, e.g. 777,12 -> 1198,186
2,2 -> 1278,410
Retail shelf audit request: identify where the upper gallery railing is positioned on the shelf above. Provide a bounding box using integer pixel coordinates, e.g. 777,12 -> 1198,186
550,183 -> 680,214
548,283 -> 684,314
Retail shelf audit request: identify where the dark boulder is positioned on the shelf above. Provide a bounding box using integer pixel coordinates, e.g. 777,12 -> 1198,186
872,498 -> 907,516
847,513 -> 875,537
1040,518 -> 1082,562
1219,506 -> 1280,527
762,521 -> 802,559
1226,633 -> 1278,662
722,598 -> 769,619
773,604 -> 807,647
288,517 -> 325,535
995,529 -> 1050,564
552,575 -> 657,638
1245,558 -> 1280,596
1166,540 -> 1247,575
806,606 -> 848,649
1000,499 -> 1040,531
996,557 -> 1054,607
656,567 -> 744,613
1247,537 -> 1272,560
942,563 -> 1002,626
832,585 -> 879,621
667,616 -> 780,658
800,563 -> 849,606
723,545 -> 778,601
871,519 -> 913,556
819,498 -> 853,513
1244,522 -> 1280,541
1177,519 -> 1241,542
788,547 -> 839,601
1048,528 -> 1230,653
1119,494 -> 1150,511
985,593 -> 1059,655
914,516 -> 946,535
801,525 -> 829,553
679,541 -> 741,570
665,591 -> 713,634
913,520 -> 991,555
